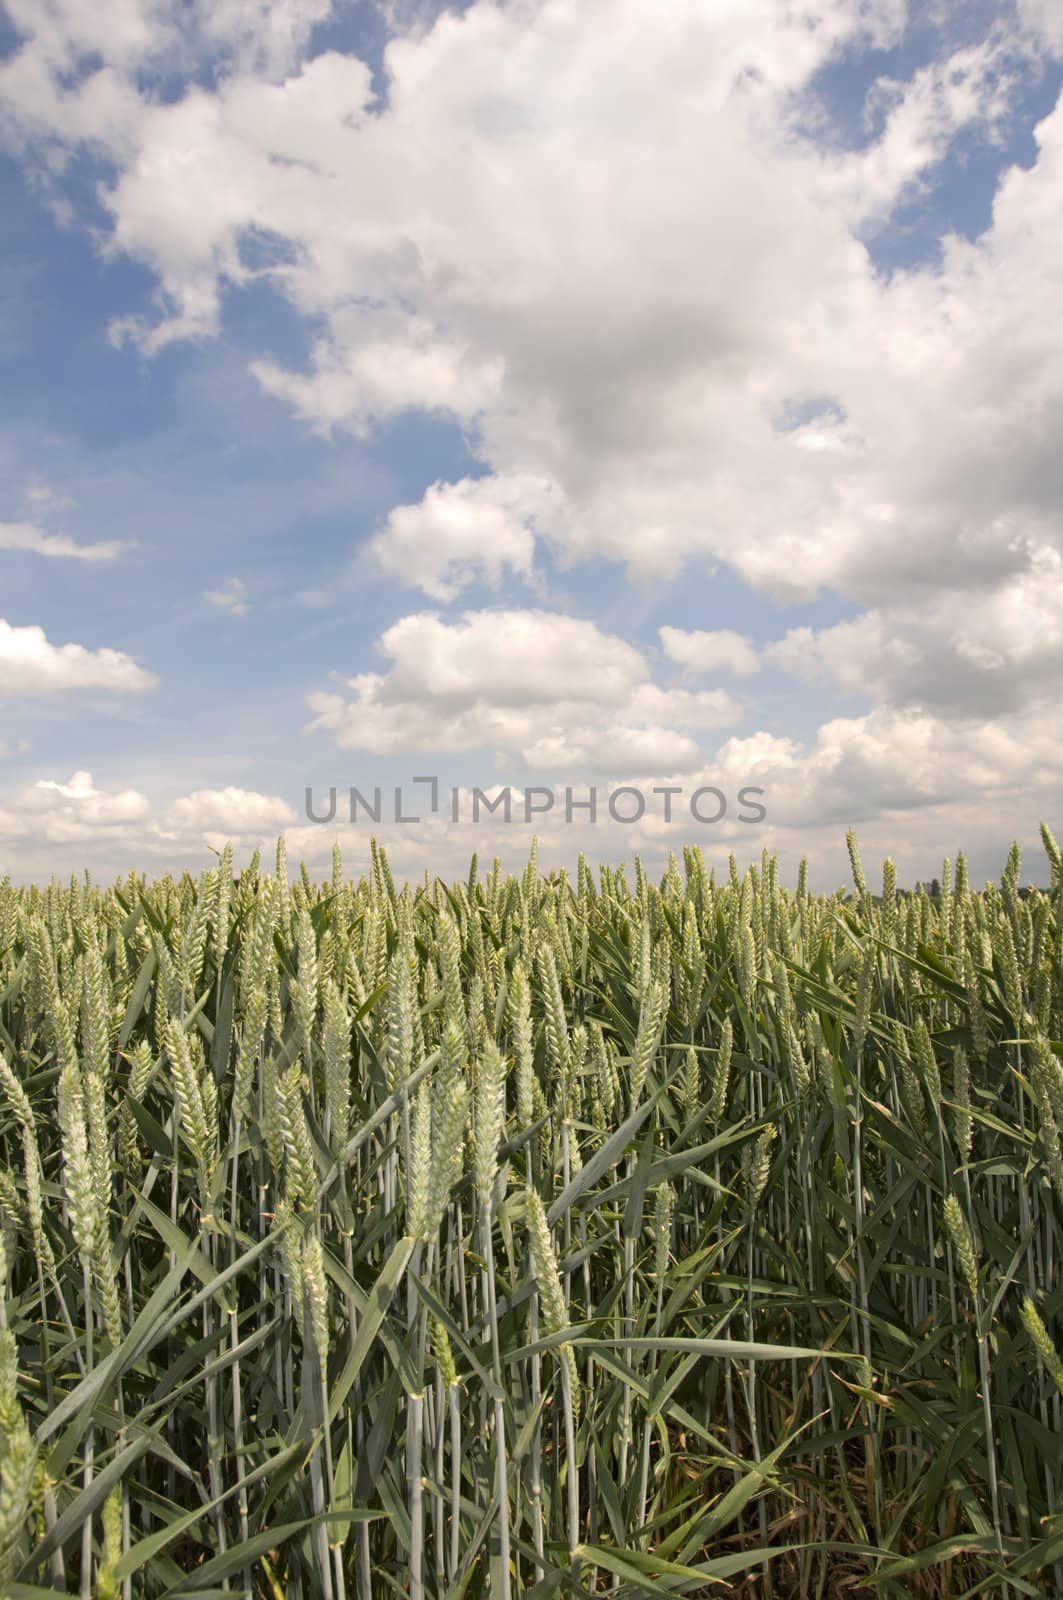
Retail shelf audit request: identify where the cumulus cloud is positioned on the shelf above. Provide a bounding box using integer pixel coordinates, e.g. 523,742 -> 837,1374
5,771 -> 152,846
770,545 -> 1063,716
0,521 -> 127,561
371,474 -> 548,599
305,608 -> 742,770
35,771 -> 99,798
0,0 -> 329,81
815,27 -> 1029,229
162,785 -> 297,834
0,618 -> 158,695
1017,0 -> 1063,53
251,306 -> 504,437
660,626 -> 762,678
0,773 -> 295,877
710,707 -> 1063,832
0,0 -> 178,75
194,0 -> 334,79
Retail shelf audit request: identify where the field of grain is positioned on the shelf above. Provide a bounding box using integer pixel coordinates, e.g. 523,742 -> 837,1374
0,830 -> 1061,1598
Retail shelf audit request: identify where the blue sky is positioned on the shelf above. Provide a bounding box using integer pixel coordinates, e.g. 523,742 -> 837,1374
1,0 -> 1062,886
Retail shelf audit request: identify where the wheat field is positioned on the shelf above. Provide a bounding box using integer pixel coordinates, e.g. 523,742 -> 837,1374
0,829 -> 1061,1598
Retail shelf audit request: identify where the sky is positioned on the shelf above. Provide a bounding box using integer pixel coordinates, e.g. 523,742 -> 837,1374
1,0 -> 1062,888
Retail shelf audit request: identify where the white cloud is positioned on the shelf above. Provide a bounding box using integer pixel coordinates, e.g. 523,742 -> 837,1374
195,0 -> 333,79
0,618 -> 158,695
251,306 -> 504,435
371,474 -> 547,599
0,520 -> 127,561
814,28 -> 1028,230
375,0 -> 470,36
5,771 -> 153,846
659,626 -> 762,678
35,771 -> 99,798
0,0 -> 329,79
0,773 -> 293,875
162,786 -> 297,833
305,608 -> 742,770
363,609 -> 647,706
1017,0 -> 1063,53
0,0 -> 177,74
204,576 -> 251,615
770,543 -> 1063,716
709,707 -> 1063,831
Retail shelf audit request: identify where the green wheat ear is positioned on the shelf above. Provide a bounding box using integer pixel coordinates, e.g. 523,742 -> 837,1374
407,1079 -> 432,1241
629,978 -> 666,1108
0,1328 -> 36,1590
526,1187 -> 580,1417
302,1234 -> 330,1384
508,960 -> 536,1129
57,1063 -> 96,1268
474,1039 -> 507,1210
95,1486 -> 123,1600
707,1018 -> 733,1124
652,1181 -> 675,1281
943,1194 -> 980,1302
745,1124 -> 776,1208
1019,1297 -> 1063,1396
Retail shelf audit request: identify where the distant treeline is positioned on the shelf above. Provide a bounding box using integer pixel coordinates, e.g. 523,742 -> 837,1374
907,880 -> 1042,898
